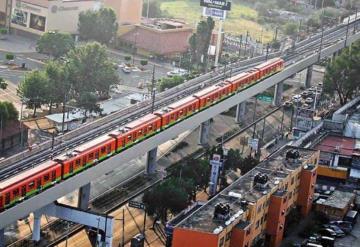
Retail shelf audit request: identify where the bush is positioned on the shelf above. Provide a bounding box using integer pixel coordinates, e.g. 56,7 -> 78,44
5,53 -> 14,61
140,59 -> 148,66
124,56 -> 132,62
0,28 -> 7,35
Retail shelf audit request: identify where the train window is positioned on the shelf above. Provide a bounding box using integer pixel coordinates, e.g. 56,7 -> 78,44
138,130 -> 142,134
95,151 -> 99,159
148,125 -> 152,131
76,159 -> 81,166
70,163 -> 74,173
52,171 -> 56,181
106,145 -> 111,154
0,197 -> 2,207
83,157 -> 87,165
179,110 -> 183,115
37,178 -> 41,189
166,116 -> 170,123
44,174 -> 49,182
5,193 -> 10,205
13,189 -> 19,197
29,181 -> 35,189
89,153 -> 94,160
101,147 -> 106,154
128,135 -> 132,140
21,186 -> 26,196
170,114 -> 174,120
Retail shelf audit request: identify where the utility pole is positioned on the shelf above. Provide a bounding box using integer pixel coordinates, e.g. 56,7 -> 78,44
5,0 -> 12,33
318,26 -> 324,62
244,31 -> 249,57
345,15 -> 351,48
238,34 -> 243,57
146,0 -> 150,19
151,65 -> 156,113
61,94 -> 67,134
265,43 -> 270,61
214,19 -> 224,67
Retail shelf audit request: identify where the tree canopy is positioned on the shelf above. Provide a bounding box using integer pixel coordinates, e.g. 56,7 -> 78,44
189,17 -> 215,71
0,101 -> 18,125
324,41 -> 360,105
78,8 -> 118,44
36,31 -> 74,59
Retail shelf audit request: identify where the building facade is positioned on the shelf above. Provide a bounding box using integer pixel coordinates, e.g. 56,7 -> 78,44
172,147 -> 319,247
8,0 -> 142,36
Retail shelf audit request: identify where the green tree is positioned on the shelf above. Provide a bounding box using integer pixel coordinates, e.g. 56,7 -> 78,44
17,70 -> 48,116
78,92 -> 102,118
0,78 -> 7,90
324,43 -> 360,105
143,178 -> 190,222
44,61 -> 68,113
142,0 -> 162,18
159,75 -> 184,92
65,42 -> 119,99
78,8 -> 118,44
189,17 -> 215,71
36,31 -> 74,59
5,53 -> 14,64
284,22 -> 298,36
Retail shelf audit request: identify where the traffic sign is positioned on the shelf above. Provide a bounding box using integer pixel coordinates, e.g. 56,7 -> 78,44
256,95 -> 273,103
129,201 -> 146,210
200,0 -> 231,11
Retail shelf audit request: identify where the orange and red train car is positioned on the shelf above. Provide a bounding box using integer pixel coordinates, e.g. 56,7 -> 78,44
0,58 -> 284,212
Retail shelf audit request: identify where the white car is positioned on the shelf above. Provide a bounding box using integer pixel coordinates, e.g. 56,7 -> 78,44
122,67 -> 132,73
292,94 -> 302,103
167,69 -> 188,77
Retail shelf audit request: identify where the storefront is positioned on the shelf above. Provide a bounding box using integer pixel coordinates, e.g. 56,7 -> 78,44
10,0 -> 101,36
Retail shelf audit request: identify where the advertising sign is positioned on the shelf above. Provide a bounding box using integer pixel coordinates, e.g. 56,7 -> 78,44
129,201 -> 145,210
203,7 -> 227,20
209,154 -> 222,196
200,0 -> 231,11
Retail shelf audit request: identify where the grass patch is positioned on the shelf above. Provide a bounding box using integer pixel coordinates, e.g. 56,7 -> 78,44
160,0 -> 274,43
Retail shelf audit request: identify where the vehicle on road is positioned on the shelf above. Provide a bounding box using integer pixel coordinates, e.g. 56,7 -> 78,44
167,68 -> 188,77
122,67 -> 132,73
292,94 -> 302,103
344,210 -> 358,226
305,97 -> 314,104
328,221 -> 352,233
317,228 -> 338,238
322,224 -> 345,237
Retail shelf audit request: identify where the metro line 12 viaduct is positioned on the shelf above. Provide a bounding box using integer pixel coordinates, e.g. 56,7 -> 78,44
0,18 -> 360,247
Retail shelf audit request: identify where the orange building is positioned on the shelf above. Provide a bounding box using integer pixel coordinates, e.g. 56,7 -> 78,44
172,147 -> 319,247
103,0 -> 142,26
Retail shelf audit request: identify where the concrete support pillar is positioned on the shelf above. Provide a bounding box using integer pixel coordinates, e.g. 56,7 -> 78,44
32,211 -> 41,242
198,119 -> 211,146
235,102 -> 246,123
0,228 -> 4,247
305,65 -> 313,88
146,147 -> 157,175
78,183 -> 91,210
272,81 -> 284,106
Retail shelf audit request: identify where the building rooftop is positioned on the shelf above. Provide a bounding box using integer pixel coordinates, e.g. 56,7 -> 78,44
316,190 -> 355,209
175,146 -> 317,233
314,134 -> 358,157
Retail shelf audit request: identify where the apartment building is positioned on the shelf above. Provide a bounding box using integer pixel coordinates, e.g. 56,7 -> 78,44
172,147 -> 319,247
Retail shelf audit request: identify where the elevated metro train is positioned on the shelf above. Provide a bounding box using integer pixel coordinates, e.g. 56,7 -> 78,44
0,58 -> 284,212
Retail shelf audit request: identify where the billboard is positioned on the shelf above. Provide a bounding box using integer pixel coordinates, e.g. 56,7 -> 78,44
203,7 -> 227,20
200,0 -> 231,11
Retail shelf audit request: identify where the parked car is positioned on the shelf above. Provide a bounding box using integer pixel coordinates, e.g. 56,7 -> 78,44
322,224 -> 345,237
328,221 -> 352,233
318,228 -> 337,238
167,68 -> 188,77
301,91 -> 313,98
283,101 -> 293,108
344,210 -> 358,226
305,97 -> 314,104
122,67 -> 132,73
292,94 -> 302,103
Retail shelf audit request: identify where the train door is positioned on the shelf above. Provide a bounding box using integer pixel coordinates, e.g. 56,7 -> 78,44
70,162 -> 74,174
21,185 -> 26,197
0,196 -> 2,208
52,170 -> 56,182
37,178 -> 41,190
5,192 -> 10,205
95,151 -> 99,160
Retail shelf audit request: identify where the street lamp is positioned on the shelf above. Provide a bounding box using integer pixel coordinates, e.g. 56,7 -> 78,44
133,32 -> 139,65
20,97 -> 29,147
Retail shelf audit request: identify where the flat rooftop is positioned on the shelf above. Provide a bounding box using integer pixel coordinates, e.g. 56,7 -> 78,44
176,146 -> 317,233
316,190 -> 355,209
314,134 -> 358,156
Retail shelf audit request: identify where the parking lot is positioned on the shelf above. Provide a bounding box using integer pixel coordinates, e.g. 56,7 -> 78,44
335,219 -> 360,247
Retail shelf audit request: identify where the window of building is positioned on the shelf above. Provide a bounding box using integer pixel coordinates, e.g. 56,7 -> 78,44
257,205 -> 262,213
291,177 -> 295,185
256,220 -> 260,229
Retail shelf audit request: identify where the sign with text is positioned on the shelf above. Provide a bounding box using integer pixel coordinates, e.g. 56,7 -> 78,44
129,201 -> 145,210
203,7 -> 227,20
200,0 -> 231,11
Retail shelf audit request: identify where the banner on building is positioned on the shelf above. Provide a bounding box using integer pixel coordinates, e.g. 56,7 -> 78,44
200,0 -> 231,11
